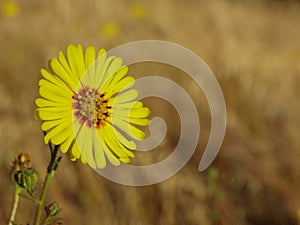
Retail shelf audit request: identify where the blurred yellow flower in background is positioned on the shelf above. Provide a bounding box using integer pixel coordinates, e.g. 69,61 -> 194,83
99,21 -> 119,40
35,44 -> 150,168
129,4 -> 147,20
0,0 -> 20,18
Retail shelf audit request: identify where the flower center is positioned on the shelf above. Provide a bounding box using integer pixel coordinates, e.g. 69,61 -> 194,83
72,87 -> 111,128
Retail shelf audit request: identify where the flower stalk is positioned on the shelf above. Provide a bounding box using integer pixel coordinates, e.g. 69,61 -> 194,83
33,143 -> 61,225
8,184 -> 22,225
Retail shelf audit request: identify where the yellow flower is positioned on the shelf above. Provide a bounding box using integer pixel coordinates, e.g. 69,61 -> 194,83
129,4 -> 147,20
99,21 -> 119,40
0,1 -> 20,18
35,44 -> 150,168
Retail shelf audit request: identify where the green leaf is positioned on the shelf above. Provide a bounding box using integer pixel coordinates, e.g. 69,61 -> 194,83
19,192 -> 40,204
45,201 -> 61,217
42,216 -> 63,225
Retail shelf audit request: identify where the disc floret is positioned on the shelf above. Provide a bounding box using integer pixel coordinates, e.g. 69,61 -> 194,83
72,87 -> 112,128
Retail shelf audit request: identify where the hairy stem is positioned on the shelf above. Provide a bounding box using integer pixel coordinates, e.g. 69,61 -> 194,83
8,185 -> 21,225
33,144 -> 59,225
33,170 -> 55,225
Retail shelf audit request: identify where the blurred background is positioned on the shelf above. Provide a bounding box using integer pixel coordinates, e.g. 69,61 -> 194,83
0,0 -> 300,224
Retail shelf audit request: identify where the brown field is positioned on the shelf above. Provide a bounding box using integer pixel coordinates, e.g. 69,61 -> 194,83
0,0 -> 300,224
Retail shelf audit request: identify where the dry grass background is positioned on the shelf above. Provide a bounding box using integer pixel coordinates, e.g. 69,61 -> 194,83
0,0 -> 300,224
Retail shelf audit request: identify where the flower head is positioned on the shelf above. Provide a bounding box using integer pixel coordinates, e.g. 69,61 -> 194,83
99,21 -> 119,40
129,4 -> 147,20
35,44 -> 150,168
0,1 -> 20,18
12,152 -> 31,171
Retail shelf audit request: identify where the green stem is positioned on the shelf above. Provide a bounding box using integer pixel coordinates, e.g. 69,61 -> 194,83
33,144 -> 59,225
8,185 -> 22,225
33,170 -> 55,225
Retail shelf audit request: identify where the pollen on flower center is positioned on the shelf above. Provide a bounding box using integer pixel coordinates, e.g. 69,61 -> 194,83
72,86 -> 111,128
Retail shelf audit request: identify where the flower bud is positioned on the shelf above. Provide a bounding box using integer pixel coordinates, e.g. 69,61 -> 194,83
45,202 -> 61,217
14,168 -> 38,194
12,152 -> 31,171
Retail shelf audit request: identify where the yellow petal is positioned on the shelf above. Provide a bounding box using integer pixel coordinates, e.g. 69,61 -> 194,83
96,55 -> 115,89
37,107 -> 71,112
113,106 -> 150,119
85,46 -> 96,69
39,74 -> 73,95
105,57 -> 123,81
101,125 -> 135,158
51,126 -> 73,145
108,117 -> 146,140
35,98 -> 67,108
36,109 -> 71,121
119,157 -> 130,163
49,58 -> 78,92
39,78 -> 73,98
129,106 -> 150,118
86,49 -> 105,88
39,83 -> 72,104
110,89 -> 138,105
106,123 -> 136,150
81,46 -> 96,87
105,76 -> 135,98
41,116 -> 71,131
58,50 -> 73,76
98,48 -> 106,58
44,119 -> 71,144
76,125 -> 96,168
128,118 -> 150,126
67,44 -> 86,81
112,101 -> 143,109
104,66 -> 128,89
80,156 -> 87,164
98,128 -> 121,166
70,142 -> 81,160
61,135 -> 74,153
92,129 -> 106,168
40,69 -> 68,89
